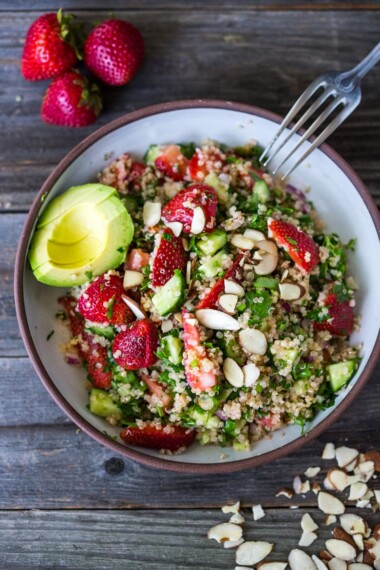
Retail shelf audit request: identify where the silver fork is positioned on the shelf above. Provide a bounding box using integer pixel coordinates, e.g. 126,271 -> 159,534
260,43 -> 380,179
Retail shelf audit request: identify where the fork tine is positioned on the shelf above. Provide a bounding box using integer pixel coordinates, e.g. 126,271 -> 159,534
280,103 -> 358,180
260,77 -> 327,162
262,86 -> 335,166
272,96 -> 345,176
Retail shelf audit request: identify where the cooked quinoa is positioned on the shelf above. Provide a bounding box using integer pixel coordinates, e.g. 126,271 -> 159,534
60,140 -> 360,453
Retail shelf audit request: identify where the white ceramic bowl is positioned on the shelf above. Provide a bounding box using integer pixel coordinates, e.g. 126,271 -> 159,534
15,100 -> 380,473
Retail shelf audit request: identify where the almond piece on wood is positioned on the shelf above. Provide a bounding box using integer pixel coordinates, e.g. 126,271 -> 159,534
318,492 -> 346,515
275,487 -> 293,499
229,512 -> 245,525
257,563 -> 288,570
312,556 -> 329,570
301,513 -> 319,532
348,483 -> 368,501
363,449 -> 380,471
252,504 -> 265,521
208,523 -> 243,543
322,443 -> 336,460
299,531 -> 318,547
328,560 -> 348,570
336,447 -> 359,470
325,539 -> 357,561
224,538 -> 245,549
326,515 -> 337,526
327,469 -> 351,491
222,501 -> 240,514
288,548 -> 317,570
347,564 -> 373,569
305,467 -> 321,478
236,541 -> 274,566
332,527 -> 357,549
340,514 -> 367,536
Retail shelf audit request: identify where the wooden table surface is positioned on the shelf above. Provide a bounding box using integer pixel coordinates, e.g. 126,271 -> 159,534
1,1 -> 380,568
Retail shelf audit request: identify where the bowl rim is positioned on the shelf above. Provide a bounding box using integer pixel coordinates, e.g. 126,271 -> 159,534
14,99 -> 380,474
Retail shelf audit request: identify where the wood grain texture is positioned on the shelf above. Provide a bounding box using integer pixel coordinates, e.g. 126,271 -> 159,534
0,10 -> 379,211
0,508 -> 379,569
0,358 -> 378,509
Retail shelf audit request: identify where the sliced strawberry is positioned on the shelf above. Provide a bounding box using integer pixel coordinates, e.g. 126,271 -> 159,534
161,184 -> 218,234
87,346 -> 112,389
268,219 -> 319,273
188,147 -> 225,182
151,228 -> 187,287
77,274 -> 134,326
125,248 -> 150,271
182,309 -> 219,392
196,254 -> 245,310
312,292 -> 354,336
112,319 -> 159,369
155,145 -> 189,181
141,374 -> 172,410
120,423 -> 196,451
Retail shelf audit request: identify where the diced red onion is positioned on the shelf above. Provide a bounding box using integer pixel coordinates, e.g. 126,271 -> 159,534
65,354 -> 81,365
216,409 -> 228,421
286,184 -> 310,213
281,302 -> 291,313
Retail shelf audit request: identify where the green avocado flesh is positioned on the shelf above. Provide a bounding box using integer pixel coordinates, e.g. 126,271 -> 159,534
28,183 -> 134,286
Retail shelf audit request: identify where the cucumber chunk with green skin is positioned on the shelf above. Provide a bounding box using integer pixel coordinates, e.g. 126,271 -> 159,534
197,229 -> 227,256
219,335 -> 246,366
161,334 -> 183,365
199,249 -> 226,278
328,360 -> 357,392
204,172 -> 229,205
253,180 -> 270,203
85,323 -> 115,340
89,389 -> 122,419
152,269 -> 185,316
144,144 -> 161,165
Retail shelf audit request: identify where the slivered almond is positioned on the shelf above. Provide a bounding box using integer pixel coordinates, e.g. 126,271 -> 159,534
208,522 -> 243,543
219,294 -> 238,314
318,492 -> 345,515
231,234 -> 256,250
123,269 -> 144,289
347,564 -> 373,569
328,560 -> 348,570
224,280 -> 245,297
324,477 -> 336,491
293,476 -> 302,494
336,447 -> 359,470
257,563 -> 288,570
252,504 -> 265,521
305,467 -> 321,478
222,501 -> 240,514
230,512 -> 245,525
275,487 -> 293,499
279,282 -> 305,301
325,539 -> 356,561
363,449 -> 380,471
224,358 -> 244,388
348,482 -> 368,501
243,229 -> 266,243
236,541 -> 274,566
224,538 -> 244,549
299,531 -> 318,547
301,480 -> 311,494
143,200 -> 161,227
352,534 -> 364,550
255,239 -> 278,255
322,443 -> 336,460
332,527 -> 357,549
312,483 -> 321,494
165,221 -> 183,237
312,556 -> 329,570
319,550 -> 333,561
340,514 -> 367,536
327,469 -> 350,491
288,548 -> 317,570
254,252 -> 278,275
345,457 -> 360,473
161,320 -> 173,333
190,206 -> 206,234
301,513 -> 319,532
326,515 -> 337,526
186,260 -> 192,284
356,461 -> 375,483
243,362 -> 260,387
121,294 -> 146,319
195,309 -> 240,331
368,540 -> 380,560
239,328 -> 267,355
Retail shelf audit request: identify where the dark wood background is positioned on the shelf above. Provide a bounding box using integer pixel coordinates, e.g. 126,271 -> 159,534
1,1 -> 379,568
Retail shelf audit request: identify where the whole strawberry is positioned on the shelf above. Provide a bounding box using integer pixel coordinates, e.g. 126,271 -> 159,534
21,9 -> 82,81
41,71 -> 103,127
84,19 -> 144,86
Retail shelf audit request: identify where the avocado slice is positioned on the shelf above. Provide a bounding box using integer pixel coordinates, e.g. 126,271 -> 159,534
28,184 -> 134,287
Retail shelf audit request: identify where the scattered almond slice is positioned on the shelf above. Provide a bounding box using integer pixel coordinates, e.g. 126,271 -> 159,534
347,564 -> 373,569
219,293 -> 238,314
143,200 -> 161,227
165,221 -> 183,237
121,294 -> 146,319
352,534 -> 364,551
279,282 -> 305,301
301,480 -> 311,494
345,458 -> 360,473
322,443 -> 336,460
348,482 -> 368,501
327,469 -> 351,492
299,531 -> 318,547
318,492 -> 345,515
325,539 -> 356,561
257,563 -> 288,570
252,504 -> 265,521
224,538 -> 245,549
324,477 -> 336,491
231,234 -> 256,250
243,229 -> 266,243
305,467 -> 321,478
326,515 -> 338,526
356,461 -> 375,483
161,319 -> 173,333
186,260 -> 192,284
288,548 -> 317,570
332,527 -> 357,549
335,447 -> 359,470
235,567 -> 252,570
312,483 -> 322,494
328,559 -> 348,570
224,280 -> 245,297
195,309 -> 241,331
301,513 -> 319,532
243,362 -> 260,387
368,540 -> 380,560
363,450 -> 380,471
356,500 -> 370,509
236,541 -> 274,566
276,487 -> 293,499
208,522 -> 243,543
230,512 -> 245,525
340,514 -> 367,536
239,328 -> 267,355
190,206 -> 206,234
312,555 -> 329,570
224,358 -> 244,388
123,269 -> 144,289
222,501 -> 240,514
293,476 -> 302,494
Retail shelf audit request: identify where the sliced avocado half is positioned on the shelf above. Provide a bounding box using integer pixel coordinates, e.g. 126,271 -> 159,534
28,183 -> 134,286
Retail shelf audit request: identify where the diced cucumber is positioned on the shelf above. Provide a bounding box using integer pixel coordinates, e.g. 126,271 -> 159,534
255,276 -> 279,290
204,172 -> 229,206
89,389 -> 122,419
233,439 -> 250,451
161,334 -> 183,365
293,379 -> 309,395
85,323 -> 115,340
199,249 -> 226,278
144,144 -> 161,165
219,335 -> 245,366
328,360 -> 357,392
197,229 -> 227,256
253,180 -> 270,203
152,269 -> 185,316
274,347 -> 299,370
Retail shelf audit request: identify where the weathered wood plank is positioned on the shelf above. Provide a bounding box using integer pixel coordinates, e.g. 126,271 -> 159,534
0,508 -> 379,569
0,11 -> 379,210
0,359 -> 378,508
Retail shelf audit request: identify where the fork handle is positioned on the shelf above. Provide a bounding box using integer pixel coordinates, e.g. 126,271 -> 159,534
336,42 -> 380,90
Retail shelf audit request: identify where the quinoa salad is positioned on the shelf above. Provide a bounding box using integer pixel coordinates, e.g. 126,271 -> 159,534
57,140 -> 360,454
